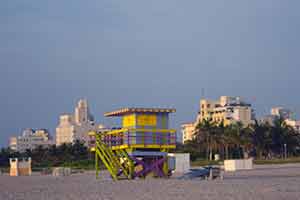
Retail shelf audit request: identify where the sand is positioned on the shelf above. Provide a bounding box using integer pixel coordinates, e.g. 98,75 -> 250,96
1,164 -> 300,200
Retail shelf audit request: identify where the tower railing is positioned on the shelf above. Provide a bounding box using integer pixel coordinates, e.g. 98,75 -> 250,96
99,128 -> 176,150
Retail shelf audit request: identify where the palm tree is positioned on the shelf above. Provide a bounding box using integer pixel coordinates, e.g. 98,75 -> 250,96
271,117 -> 284,155
222,122 -> 251,159
271,117 -> 300,157
239,125 -> 253,158
217,121 -> 227,159
195,118 -> 221,160
271,117 -> 292,157
283,127 -> 300,156
195,118 -> 211,160
222,124 -> 235,159
250,120 -> 272,159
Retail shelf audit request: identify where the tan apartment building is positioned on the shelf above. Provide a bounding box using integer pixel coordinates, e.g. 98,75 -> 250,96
56,99 -> 96,146
198,96 -> 253,126
9,129 -> 53,152
181,122 -> 196,144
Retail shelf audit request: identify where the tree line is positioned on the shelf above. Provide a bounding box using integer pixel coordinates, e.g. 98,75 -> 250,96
177,117 -> 300,161
0,140 -> 94,169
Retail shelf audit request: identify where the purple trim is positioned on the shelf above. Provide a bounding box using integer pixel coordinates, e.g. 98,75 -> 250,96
131,156 -> 167,178
103,131 -> 176,147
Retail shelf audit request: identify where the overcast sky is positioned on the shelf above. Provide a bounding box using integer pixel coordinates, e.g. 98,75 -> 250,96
1,1 -> 300,147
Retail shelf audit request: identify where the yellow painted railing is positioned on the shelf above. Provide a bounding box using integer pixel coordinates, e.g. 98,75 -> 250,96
93,134 -> 133,180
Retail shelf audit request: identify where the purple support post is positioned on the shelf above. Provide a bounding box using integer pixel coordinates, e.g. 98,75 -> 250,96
132,156 -> 167,178
127,131 -> 130,146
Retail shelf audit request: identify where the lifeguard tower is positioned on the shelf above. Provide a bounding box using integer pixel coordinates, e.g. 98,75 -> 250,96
90,108 -> 176,180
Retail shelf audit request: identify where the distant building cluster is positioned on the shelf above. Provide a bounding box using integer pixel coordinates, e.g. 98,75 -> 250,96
261,107 -> 300,132
181,96 -> 300,144
9,129 -> 53,152
9,99 -> 106,152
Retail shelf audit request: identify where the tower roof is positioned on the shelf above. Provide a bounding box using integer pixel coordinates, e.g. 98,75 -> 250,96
104,107 -> 176,117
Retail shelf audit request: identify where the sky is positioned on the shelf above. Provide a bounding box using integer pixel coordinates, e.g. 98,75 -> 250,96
1,0 -> 300,147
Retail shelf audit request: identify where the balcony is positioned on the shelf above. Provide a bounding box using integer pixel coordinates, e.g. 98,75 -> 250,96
89,128 -> 176,150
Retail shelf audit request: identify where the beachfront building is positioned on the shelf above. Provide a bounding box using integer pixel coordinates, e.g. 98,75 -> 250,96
9,129 -> 53,152
285,119 -> 300,132
271,107 -> 293,120
260,107 -> 299,132
56,99 -> 96,146
181,122 -> 196,144
180,96 -> 254,144
197,96 -> 253,126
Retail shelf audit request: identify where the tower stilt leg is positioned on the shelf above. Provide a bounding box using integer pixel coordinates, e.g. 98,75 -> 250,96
95,152 -> 99,179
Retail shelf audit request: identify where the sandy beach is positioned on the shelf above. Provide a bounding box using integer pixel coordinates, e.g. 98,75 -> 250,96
1,164 -> 300,200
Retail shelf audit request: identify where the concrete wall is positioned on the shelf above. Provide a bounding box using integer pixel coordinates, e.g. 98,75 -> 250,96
224,159 -> 253,172
52,167 -> 71,176
168,153 -> 190,173
9,158 -> 32,176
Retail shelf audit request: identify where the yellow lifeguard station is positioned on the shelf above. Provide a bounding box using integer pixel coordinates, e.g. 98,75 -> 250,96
90,108 -> 176,180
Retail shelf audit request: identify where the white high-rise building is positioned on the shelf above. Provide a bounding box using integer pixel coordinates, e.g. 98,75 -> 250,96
56,99 -> 96,146
75,99 -> 89,124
